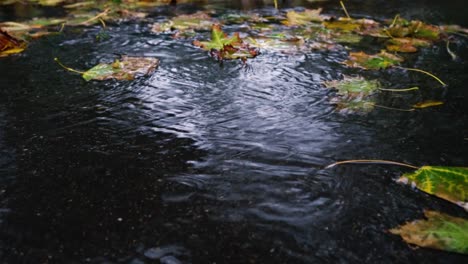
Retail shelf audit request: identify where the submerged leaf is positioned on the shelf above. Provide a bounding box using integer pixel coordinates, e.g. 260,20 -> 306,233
390,211 -> 468,254
332,98 -> 376,114
325,76 -> 379,114
397,166 -> 468,209
324,75 -> 379,96
82,56 -> 159,81
343,50 -> 403,70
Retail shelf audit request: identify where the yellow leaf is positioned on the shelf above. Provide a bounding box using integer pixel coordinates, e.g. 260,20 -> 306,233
413,101 -> 444,108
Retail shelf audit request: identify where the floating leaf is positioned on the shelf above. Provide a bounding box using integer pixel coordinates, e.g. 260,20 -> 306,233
81,56 -> 159,81
390,211 -> 468,254
283,9 -> 326,26
343,50 -> 403,70
0,29 -> 27,57
324,75 -> 379,97
193,24 -> 259,61
325,76 -> 379,114
387,18 -> 440,40
324,18 -> 380,33
151,11 -> 214,33
246,36 -> 305,53
397,166 -> 468,209
386,37 -> 431,53
413,101 -> 444,109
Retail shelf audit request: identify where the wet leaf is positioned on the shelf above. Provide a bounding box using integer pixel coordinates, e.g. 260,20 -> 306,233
332,98 -> 376,114
390,211 -> 468,254
343,50 -> 403,70
324,75 -> 379,96
283,9 -> 326,26
413,101 -> 444,109
0,18 -> 65,39
387,18 -> 440,40
397,166 -> 468,209
325,76 -> 379,114
82,56 -> 159,81
0,29 -> 27,57
386,37 -> 431,53
194,24 -> 258,61
151,11 -> 214,33
246,36 -> 305,53
324,18 -> 380,33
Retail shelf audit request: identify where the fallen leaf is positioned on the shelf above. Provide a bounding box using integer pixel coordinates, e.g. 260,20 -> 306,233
324,75 -> 380,96
332,97 -> 376,114
0,29 -> 27,57
152,11 -> 214,33
386,37 -> 431,53
82,56 -> 159,81
413,101 -> 444,109
397,166 -> 468,209
283,9 -> 326,26
343,50 -> 403,70
194,24 -> 258,61
390,211 -> 468,254
325,76 -> 380,114
387,18 -> 440,40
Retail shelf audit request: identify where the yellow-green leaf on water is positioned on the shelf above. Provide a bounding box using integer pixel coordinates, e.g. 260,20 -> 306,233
343,50 -> 403,70
193,24 -> 259,61
386,37 -> 431,53
151,11 -> 214,33
390,211 -> 468,254
82,56 -> 159,81
387,18 -> 440,40
413,101 -> 444,109
397,166 -> 468,210
324,75 -> 379,96
283,9 -> 326,26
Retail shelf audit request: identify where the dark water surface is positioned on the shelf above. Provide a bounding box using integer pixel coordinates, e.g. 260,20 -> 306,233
1,0 -> 468,263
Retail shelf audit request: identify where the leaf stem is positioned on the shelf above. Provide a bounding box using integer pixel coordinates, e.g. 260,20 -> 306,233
54,58 -> 85,74
446,40 -> 458,61
389,14 -> 400,28
325,159 -> 419,169
373,104 -> 415,112
378,87 -> 419,92
340,1 -> 351,19
396,66 -> 447,87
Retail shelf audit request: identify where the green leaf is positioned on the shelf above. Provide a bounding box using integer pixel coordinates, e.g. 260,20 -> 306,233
151,11 -> 214,33
193,24 -> 259,61
82,56 -> 159,81
397,166 -> 468,209
390,211 -> 468,254
386,37 -> 431,53
343,50 -> 403,70
324,75 -> 380,96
